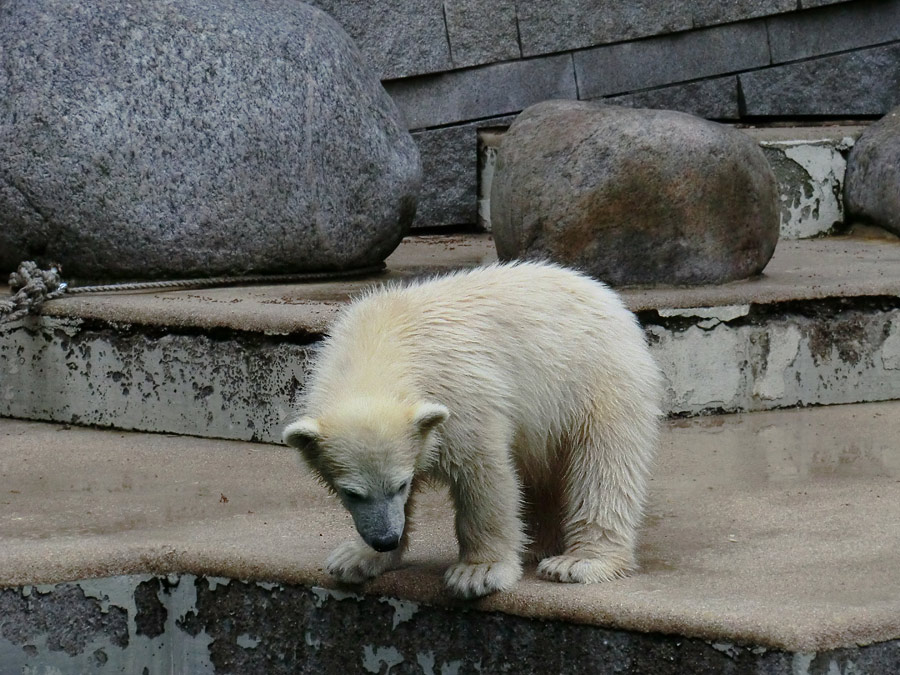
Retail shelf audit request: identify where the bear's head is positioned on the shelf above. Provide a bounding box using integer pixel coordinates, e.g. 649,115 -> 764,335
282,398 -> 448,552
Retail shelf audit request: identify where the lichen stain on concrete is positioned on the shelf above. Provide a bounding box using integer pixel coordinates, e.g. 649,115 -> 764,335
806,316 -> 868,367
881,318 -> 900,370
133,578 -> 168,638
236,633 -> 261,649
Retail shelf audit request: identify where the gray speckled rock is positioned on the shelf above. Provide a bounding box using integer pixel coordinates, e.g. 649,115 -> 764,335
0,0 -> 420,279
845,107 -> 900,236
491,101 -> 779,286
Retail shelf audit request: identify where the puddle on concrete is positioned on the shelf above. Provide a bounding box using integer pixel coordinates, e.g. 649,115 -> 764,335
660,404 -> 900,488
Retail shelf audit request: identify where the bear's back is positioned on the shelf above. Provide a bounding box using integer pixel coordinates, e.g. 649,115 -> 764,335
311,262 -> 659,443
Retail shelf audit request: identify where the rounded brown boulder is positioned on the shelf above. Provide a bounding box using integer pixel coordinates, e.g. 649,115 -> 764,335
490,101 -> 780,286
845,106 -> 900,236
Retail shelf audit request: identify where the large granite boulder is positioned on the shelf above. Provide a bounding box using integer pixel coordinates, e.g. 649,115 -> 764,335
0,0 -> 420,279
845,107 -> 900,236
491,101 -> 780,286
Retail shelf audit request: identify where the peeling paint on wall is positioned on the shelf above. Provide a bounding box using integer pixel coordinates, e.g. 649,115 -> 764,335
1,574 -> 897,674
760,136 -> 854,239
2,305 -> 899,438
649,306 -> 900,416
0,317 -> 314,443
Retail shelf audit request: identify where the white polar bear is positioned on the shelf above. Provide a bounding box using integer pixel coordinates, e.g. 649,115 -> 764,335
283,261 -> 662,599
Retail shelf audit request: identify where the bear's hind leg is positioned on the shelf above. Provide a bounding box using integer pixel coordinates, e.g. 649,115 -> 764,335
537,407 -> 656,584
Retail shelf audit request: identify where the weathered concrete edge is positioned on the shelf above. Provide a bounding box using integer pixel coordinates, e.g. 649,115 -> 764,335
2,574 -> 899,671
2,297 -> 899,440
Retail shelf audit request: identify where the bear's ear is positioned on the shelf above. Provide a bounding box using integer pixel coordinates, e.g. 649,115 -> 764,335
282,417 -> 323,456
412,402 -> 449,436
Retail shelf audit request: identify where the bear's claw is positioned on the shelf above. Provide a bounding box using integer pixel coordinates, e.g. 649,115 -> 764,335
326,540 -> 399,584
444,559 -> 522,599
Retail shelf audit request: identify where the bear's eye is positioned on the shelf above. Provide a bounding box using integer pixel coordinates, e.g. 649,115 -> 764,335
395,480 -> 410,495
342,489 -> 365,502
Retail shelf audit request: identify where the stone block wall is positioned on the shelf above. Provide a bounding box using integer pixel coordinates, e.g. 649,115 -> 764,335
307,0 -> 900,228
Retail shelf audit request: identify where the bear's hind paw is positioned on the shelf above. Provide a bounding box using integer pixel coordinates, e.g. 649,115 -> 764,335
537,553 -> 634,584
326,540 -> 398,584
444,559 -> 522,599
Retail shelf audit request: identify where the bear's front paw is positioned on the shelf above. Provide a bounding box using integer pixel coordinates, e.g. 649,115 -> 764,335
326,540 -> 399,584
537,551 -> 634,584
444,559 -> 522,599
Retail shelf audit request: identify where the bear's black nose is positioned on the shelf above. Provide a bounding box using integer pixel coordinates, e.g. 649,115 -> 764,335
370,535 -> 400,552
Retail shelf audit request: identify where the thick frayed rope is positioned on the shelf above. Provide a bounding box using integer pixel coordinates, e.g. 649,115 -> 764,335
0,261 -> 68,323
0,261 -> 386,324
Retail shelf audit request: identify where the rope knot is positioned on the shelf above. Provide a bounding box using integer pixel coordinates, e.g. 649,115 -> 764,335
1,261 -> 68,324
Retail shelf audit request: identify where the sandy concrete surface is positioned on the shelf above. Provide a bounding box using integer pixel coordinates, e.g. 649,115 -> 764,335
1,402 -> 898,651
2,233 -> 898,335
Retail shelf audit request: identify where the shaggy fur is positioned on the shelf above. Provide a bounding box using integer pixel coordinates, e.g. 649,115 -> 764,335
283,261 -> 663,598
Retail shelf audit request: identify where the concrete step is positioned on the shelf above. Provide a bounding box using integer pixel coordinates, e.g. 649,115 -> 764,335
478,124 -> 868,240
0,402 -> 898,673
2,233 -> 899,443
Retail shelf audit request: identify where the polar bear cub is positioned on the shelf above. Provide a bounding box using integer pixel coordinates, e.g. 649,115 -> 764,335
283,261 -> 662,599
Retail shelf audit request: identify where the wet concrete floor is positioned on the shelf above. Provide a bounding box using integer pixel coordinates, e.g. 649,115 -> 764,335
1,401 -> 898,650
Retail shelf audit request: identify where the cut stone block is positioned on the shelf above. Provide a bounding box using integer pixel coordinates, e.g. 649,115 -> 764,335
383,55 -> 577,130
845,107 -> 900,236
739,43 -> 900,117
443,0 -> 520,69
573,21 -> 769,99
490,101 -> 779,286
307,0 -> 451,79
0,0 -> 421,279
412,116 -> 516,229
690,0 -> 795,27
601,76 -> 740,120
515,0 -> 693,58
766,0 -> 900,64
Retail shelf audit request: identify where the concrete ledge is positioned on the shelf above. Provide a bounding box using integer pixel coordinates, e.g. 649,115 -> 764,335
2,235 -> 899,439
3,576 -> 898,674
1,402 -> 899,660
7,234 -> 899,332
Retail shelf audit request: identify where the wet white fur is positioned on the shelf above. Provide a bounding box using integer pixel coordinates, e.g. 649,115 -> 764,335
283,261 -> 662,598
